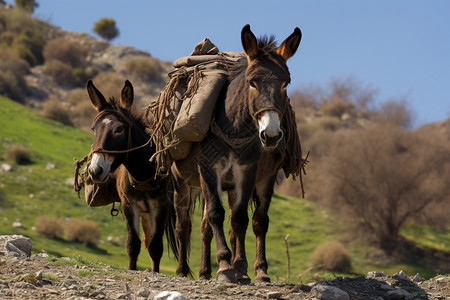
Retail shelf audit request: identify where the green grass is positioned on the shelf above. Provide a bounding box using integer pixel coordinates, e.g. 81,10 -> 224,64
0,95 -> 448,283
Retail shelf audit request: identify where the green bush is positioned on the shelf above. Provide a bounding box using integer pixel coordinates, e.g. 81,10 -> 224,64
310,241 -> 352,273
124,56 -> 162,82
93,18 -> 119,41
7,144 -> 31,164
0,9 -> 46,66
35,216 -> 64,239
66,218 -> 101,246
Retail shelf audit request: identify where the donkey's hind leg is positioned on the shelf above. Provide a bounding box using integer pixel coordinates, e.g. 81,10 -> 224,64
141,205 -> 166,273
173,179 -> 193,277
199,200 -> 213,280
123,203 -> 141,270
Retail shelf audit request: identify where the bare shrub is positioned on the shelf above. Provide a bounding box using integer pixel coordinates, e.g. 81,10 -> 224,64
310,241 -> 352,273
66,218 -> 101,246
376,98 -> 414,129
124,56 -> 162,82
7,144 -> 31,164
92,71 -> 126,100
68,88 -> 96,129
277,177 -> 303,199
44,60 -> 76,86
41,96 -> 73,126
43,37 -> 88,68
317,124 -> 450,252
319,97 -> 355,119
35,216 -> 64,239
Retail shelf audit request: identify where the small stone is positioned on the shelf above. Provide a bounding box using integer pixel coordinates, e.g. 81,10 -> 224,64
412,273 -> 424,282
380,284 -> 394,291
1,163 -> 12,172
311,284 -> 349,300
137,288 -> 150,297
385,289 -> 411,299
35,270 -> 44,280
367,271 -> 385,278
12,222 -> 25,229
268,291 -> 281,299
393,270 -> 408,280
154,291 -> 188,300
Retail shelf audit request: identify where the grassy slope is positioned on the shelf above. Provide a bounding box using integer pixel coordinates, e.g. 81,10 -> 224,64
0,96 -> 448,282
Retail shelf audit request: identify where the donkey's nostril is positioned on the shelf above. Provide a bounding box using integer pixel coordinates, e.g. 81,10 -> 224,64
91,166 -> 103,178
276,131 -> 284,143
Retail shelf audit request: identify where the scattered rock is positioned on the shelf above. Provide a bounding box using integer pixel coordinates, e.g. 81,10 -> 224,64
267,291 -> 281,299
393,270 -> 408,280
12,221 -> 25,229
154,291 -> 188,300
311,284 -> 349,300
367,271 -> 385,278
0,235 -> 32,257
1,163 -> 13,172
412,273 -> 424,282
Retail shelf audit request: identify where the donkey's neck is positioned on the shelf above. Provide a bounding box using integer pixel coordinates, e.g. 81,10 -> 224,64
123,118 -> 157,182
217,73 -> 255,134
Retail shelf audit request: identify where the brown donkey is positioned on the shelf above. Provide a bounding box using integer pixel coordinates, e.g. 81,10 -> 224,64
171,25 -> 302,283
86,80 -> 178,271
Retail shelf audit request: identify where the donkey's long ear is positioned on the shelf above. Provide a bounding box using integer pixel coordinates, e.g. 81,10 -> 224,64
87,80 -> 107,111
120,80 -> 134,110
277,27 -> 302,61
241,24 -> 259,60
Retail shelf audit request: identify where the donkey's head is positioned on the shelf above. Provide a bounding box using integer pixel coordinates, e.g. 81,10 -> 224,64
86,80 -> 134,183
241,24 -> 301,149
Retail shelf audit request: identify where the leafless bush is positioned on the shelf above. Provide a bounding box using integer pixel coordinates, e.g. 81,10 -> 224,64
41,96 -> 73,126
66,218 -> 101,246
0,49 -> 30,102
35,216 -> 64,239
44,60 -> 77,86
92,71 -> 126,100
319,97 -> 356,119
68,88 -> 96,129
43,37 -> 88,68
310,241 -> 352,273
124,56 -> 162,82
316,124 -> 450,252
7,144 -> 31,164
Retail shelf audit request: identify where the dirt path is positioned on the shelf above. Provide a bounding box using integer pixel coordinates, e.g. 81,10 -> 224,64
1,253 -> 449,300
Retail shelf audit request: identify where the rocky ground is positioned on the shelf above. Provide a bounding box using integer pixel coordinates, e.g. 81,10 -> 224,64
1,236 -> 449,300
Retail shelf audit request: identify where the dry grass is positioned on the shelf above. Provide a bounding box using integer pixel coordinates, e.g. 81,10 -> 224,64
66,218 -> 101,246
310,241 -> 352,273
35,216 -> 64,239
7,144 -> 31,164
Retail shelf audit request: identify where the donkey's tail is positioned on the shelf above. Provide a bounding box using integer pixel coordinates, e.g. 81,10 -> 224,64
165,179 -> 179,262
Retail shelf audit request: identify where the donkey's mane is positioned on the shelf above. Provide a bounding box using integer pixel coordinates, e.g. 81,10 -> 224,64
105,97 -> 150,130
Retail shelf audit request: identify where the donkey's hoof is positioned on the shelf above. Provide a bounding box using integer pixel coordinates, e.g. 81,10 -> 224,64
236,274 -> 251,285
216,268 -> 236,283
254,274 -> 271,284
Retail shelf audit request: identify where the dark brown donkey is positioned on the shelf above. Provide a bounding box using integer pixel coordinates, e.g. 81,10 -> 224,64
171,25 -> 302,283
86,80 -> 177,271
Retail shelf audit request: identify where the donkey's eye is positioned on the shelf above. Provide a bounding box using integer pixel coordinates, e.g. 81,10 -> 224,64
114,126 -> 124,134
249,81 -> 257,89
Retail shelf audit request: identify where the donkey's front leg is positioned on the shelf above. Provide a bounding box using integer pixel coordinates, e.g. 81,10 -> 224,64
122,202 -> 141,270
228,165 -> 257,284
199,165 -> 235,283
252,174 -> 277,283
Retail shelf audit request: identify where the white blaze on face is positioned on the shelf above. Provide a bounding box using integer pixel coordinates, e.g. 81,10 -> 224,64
258,110 -> 281,138
88,153 -> 113,182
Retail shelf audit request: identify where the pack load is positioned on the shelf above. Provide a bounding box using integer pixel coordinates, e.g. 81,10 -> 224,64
148,39 -> 245,173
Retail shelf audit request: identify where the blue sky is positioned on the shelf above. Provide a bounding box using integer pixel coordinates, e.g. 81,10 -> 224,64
8,0 -> 449,126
